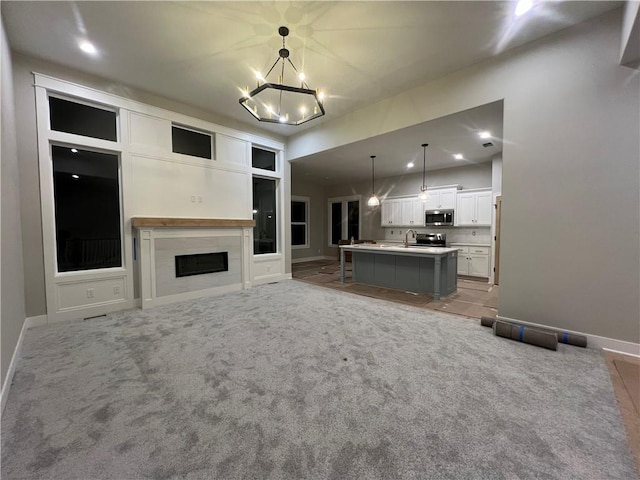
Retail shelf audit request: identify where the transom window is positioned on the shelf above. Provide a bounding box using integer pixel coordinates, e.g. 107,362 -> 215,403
171,124 -> 213,159
49,96 -> 117,141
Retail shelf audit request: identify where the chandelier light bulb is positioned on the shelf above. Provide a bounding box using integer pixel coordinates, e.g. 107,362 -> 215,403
317,91 -> 325,101
299,72 -> 306,81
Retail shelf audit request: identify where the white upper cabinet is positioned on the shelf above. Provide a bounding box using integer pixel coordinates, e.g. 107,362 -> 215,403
455,188 -> 492,226
425,187 -> 457,210
381,198 -> 426,227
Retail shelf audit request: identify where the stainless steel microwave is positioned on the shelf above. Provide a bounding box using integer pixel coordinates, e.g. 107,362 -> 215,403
425,209 -> 454,226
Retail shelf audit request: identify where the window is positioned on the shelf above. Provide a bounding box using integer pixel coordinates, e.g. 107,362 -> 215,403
253,177 -> 277,254
49,96 -> 117,141
328,197 -> 360,246
171,125 -> 212,159
52,145 -> 121,271
252,147 -> 276,171
291,197 -> 309,248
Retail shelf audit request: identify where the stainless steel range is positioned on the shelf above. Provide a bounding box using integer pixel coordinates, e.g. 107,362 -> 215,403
415,233 -> 446,247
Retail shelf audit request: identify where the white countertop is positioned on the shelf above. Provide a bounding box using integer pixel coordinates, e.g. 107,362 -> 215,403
340,243 -> 459,255
449,243 -> 491,247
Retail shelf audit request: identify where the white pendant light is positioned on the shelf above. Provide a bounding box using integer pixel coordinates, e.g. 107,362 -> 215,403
367,155 -> 380,206
418,143 -> 429,200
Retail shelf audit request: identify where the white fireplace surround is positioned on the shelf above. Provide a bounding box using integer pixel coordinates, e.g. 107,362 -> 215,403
134,218 -> 254,309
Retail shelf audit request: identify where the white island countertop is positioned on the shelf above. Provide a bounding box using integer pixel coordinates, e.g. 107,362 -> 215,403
339,243 -> 460,255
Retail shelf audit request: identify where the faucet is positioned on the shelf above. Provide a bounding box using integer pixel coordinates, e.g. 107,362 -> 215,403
404,229 -> 417,247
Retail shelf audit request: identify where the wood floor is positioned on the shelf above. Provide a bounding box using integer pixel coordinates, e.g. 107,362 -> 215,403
292,259 -> 498,320
292,259 -> 640,476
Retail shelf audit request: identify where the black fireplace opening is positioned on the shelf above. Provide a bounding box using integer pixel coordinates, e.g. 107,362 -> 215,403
175,252 -> 228,278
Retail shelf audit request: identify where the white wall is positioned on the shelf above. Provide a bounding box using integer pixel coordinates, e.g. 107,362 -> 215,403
1,20 -> 27,394
12,54 -> 286,317
288,9 -> 640,344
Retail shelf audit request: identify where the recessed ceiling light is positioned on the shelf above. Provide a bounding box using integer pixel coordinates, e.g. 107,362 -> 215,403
78,40 -> 97,56
479,131 -> 491,139
71,148 -> 78,153
515,0 -> 534,17
407,162 -> 414,169
453,154 -> 464,160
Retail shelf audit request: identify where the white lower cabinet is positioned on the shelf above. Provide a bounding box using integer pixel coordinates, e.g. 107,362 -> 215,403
453,244 -> 490,278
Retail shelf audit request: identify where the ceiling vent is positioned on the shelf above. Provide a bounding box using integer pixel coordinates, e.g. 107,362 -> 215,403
482,142 -> 494,147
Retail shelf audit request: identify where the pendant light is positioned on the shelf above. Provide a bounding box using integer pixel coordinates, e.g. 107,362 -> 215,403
367,155 -> 380,206
418,143 -> 429,201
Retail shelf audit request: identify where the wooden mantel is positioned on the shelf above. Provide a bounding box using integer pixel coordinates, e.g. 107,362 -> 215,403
131,217 -> 255,228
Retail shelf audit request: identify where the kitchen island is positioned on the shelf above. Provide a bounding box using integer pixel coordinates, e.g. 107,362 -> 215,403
339,244 -> 459,300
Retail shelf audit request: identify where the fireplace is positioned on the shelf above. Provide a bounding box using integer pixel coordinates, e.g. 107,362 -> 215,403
175,252 -> 228,277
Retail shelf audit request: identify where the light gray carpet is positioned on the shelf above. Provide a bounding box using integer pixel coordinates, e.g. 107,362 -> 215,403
1,280 -> 637,479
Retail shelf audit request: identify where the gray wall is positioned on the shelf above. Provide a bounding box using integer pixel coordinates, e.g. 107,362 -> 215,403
288,10 -> 640,344
1,20 -> 27,392
11,53 -> 286,317
317,163 -> 492,258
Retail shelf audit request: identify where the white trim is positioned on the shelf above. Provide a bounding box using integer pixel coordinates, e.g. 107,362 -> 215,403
33,73 -> 285,151
602,348 -> 640,359
146,283 -> 243,309
291,256 -> 334,264
1,319 -> 28,415
25,315 -> 48,328
251,273 -> 292,286
496,315 -> 640,356
47,299 -> 138,324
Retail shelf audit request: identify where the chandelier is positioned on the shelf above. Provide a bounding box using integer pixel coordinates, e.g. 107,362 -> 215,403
239,26 -> 325,126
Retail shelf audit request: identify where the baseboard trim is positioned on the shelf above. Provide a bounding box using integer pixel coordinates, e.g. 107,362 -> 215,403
252,273 -> 292,286
291,256 -> 334,264
496,315 -> 640,356
1,319 -> 26,415
1,314 -> 50,415
25,314 -> 48,328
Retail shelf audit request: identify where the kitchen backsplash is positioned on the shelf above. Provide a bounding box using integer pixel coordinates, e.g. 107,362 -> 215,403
382,226 -> 491,245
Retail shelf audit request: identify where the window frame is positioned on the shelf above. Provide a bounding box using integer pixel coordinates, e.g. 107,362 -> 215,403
291,195 -> 310,250
251,145 -> 280,176
252,175 -> 279,256
50,143 -> 124,273
327,195 -> 362,247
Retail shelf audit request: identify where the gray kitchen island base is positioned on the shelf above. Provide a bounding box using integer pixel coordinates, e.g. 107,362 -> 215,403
340,245 -> 458,300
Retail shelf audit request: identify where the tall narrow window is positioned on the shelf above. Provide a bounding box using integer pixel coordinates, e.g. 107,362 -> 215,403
328,197 -> 360,246
291,197 -> 309,248
52,146 -> 121,271
253,177 -> 277,254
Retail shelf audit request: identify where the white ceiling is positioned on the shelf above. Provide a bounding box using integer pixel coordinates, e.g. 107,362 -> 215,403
292,100 -> 504,185
2,1 -> 620,182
